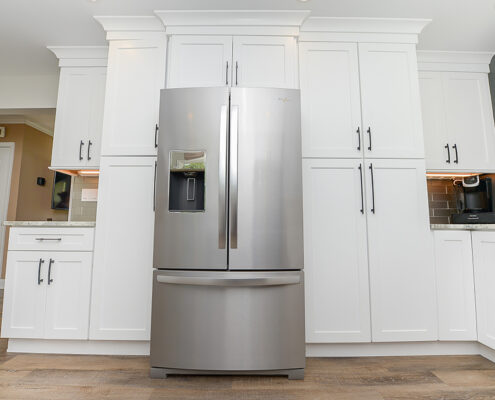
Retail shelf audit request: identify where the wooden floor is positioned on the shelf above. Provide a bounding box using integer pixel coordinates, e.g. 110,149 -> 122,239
1,291 -> 495,399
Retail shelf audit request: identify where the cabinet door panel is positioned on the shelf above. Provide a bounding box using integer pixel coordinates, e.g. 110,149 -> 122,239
472,232 -> 495,349
303,159 -> 371,343
44,252 -> 92,340
101,36 -> 166,156
167,36 -> 232,88
86,68 -> 107,167
1,251 -> 47,338
434,230 -> 477,341
233,36 -> 297,89
51,68 -> 92,168
90,157 -> 155,340
366,159 -> 437,341
444,73 -> 495,171
300,42 -> 362,158
359,43 -> 424,159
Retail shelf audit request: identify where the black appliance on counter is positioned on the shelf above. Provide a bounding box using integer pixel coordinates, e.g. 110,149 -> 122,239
452,176 -> 495,223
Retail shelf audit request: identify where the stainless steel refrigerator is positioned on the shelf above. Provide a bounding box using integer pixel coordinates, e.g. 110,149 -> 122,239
150,87 -> 305,379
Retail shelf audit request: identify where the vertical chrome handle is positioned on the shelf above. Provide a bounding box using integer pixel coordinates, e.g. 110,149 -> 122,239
453,144 -> 459,164
37,258 -> 44,285
79,140 -> 84,161
445,143 -> 451,163
369,163 -> 375,214
235,62 -> 238,86
358,164 -> 364,214
153,160 -> 157,212
218,105 -> 228,249
47,259 -> 54,285
225,61 -> 229,85
356,127 -> 361,151
230,105 -> 239,248
154,124 -> 159,148
87,140 -> 92,160
367,127 -> 372,151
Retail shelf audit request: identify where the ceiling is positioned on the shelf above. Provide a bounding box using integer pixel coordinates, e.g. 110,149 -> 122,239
1,0 -> 495,76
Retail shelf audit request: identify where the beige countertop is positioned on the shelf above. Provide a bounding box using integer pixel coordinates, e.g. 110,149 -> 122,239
431,224 -> 495,231
3,221 -> 96,227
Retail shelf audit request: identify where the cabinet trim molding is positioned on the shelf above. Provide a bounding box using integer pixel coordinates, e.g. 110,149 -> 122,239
418,51 -> 495,73
47,46 -> 108,68
94,16 -> 165,33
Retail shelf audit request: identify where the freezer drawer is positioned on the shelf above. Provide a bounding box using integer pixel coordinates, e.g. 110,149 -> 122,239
150,270 -> 305,372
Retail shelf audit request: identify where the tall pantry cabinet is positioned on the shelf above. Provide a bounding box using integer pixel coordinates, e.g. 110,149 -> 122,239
300,19 -> 437,343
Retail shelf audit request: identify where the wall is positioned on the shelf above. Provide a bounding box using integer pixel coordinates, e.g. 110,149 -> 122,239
0,75 -> 58,109
70,176 -> 98,222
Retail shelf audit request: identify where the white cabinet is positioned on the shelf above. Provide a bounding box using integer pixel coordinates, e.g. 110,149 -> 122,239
472,232 -> 495,349
299,42 -> 362,158
303,159 -> 371,343
166,35 -> 297,89
359,43 -> 424,159
419,62 -> 495,172
433,230 -> 477,341
1,250 -> 92,340
167,35 -> 233,88
51,67 -> 106,168
90,157 -> 155,340
365,159 -> 437,342
101,35 -> 167,156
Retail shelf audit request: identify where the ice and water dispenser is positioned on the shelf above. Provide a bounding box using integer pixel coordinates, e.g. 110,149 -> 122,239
168,151 -> 205,212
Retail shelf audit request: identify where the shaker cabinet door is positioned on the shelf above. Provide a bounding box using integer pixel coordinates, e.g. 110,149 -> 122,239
366,159 -> 437,342
1,251 -> 48,339
86,68 -> 107,168
101,36 -> 166,156
167,35 -> 233,88
303,159 -> 371,343
299,42 -> 362,158
90,157 -> 156,340
359,43 -> 424,159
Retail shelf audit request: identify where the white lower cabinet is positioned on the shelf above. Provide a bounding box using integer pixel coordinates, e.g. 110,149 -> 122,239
90,157 -> 155,341
365,159 -> 437,342
472,232 -> 495,349
433,230 -> 477,341
303,159 -> 371,343
2,250 -> 92,340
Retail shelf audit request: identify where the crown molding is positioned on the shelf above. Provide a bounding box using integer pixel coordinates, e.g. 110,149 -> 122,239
95,16 -> 165,32
47,46 -> 108,67
417,50 -> 495,73
154,10 -> 311,36
0,117 -> 53,136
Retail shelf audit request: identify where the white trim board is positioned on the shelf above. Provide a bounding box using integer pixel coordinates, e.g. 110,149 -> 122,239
0,143 -> 14,279
417,50 -> 495,73
47,46 -> 108,68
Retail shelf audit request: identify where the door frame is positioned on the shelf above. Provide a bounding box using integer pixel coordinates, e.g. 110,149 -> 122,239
0,142 -> 15,287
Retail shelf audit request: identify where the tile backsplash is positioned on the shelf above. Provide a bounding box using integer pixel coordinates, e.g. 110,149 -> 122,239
426,179 -> 458,224
70,176 -> 99,221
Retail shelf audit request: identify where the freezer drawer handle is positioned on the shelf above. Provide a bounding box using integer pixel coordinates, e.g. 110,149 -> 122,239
156,274 -> 301,287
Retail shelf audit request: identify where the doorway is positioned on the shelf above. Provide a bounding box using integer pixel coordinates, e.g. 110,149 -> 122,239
0,143 -> 14,288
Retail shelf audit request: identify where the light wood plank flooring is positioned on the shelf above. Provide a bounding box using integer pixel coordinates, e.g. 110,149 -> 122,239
1,290 -> 495,399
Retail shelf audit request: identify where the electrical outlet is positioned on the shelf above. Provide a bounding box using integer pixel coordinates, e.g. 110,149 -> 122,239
0,127 -> 5,138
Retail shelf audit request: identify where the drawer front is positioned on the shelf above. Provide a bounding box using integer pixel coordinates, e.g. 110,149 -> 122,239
8,228 -> 95,252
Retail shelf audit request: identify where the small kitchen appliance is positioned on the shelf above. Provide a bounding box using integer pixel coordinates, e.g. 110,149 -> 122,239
452,176 -> 495,223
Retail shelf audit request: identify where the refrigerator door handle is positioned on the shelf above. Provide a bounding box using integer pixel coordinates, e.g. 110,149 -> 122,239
218,105 -> 228,249
230,105 -> 239,249
156,273 -> 301,287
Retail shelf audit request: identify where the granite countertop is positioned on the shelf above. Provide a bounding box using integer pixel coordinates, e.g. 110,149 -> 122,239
430,224 -> 495,231
3,221 -> 96,227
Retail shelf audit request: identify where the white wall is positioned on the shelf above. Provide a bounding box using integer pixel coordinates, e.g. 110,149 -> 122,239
0,74 -> 59,109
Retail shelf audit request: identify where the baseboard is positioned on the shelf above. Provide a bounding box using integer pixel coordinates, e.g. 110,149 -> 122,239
306,341 -> 481,357
7,339 -> 150,356
0,279 -> 4,290
479,343 -> 495,363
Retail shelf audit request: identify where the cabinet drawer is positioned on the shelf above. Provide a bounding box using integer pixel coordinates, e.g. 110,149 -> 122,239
8,228 -> 95,252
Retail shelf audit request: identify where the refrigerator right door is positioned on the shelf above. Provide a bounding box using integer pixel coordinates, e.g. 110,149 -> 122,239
229,88 -> 304,270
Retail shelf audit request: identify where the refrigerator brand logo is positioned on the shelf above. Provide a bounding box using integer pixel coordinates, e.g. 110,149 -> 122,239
278,97 -> 291,103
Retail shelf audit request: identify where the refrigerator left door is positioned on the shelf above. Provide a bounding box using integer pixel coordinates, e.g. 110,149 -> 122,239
154,87 -> 230,270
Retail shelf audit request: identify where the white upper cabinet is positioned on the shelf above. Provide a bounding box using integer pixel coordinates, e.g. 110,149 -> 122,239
418,52 -> 495,172
299,42 -> 362,158
433,230 -> 477,341
166,35 -> 298,89
167,35 -> 233,88
232,36 -> 298,88
101,35 -> 167,156
48,47 -> 107,169
359,43 -> 425,159
303,159 -> 371,343
365,159 -> 437,342
472,232 -> 495,350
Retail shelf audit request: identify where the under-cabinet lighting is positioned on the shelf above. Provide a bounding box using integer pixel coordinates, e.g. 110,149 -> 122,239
78,170 -> 100,176
426,172 -> 480,179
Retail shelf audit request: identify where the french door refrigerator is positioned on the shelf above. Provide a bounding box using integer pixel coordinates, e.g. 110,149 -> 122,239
150,87 -> 305,379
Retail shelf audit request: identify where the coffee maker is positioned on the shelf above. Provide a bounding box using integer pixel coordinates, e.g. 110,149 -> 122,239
452,176 -> 495,223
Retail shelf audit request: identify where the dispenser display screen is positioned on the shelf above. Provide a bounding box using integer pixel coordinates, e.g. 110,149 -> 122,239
169,151 -> 206,212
